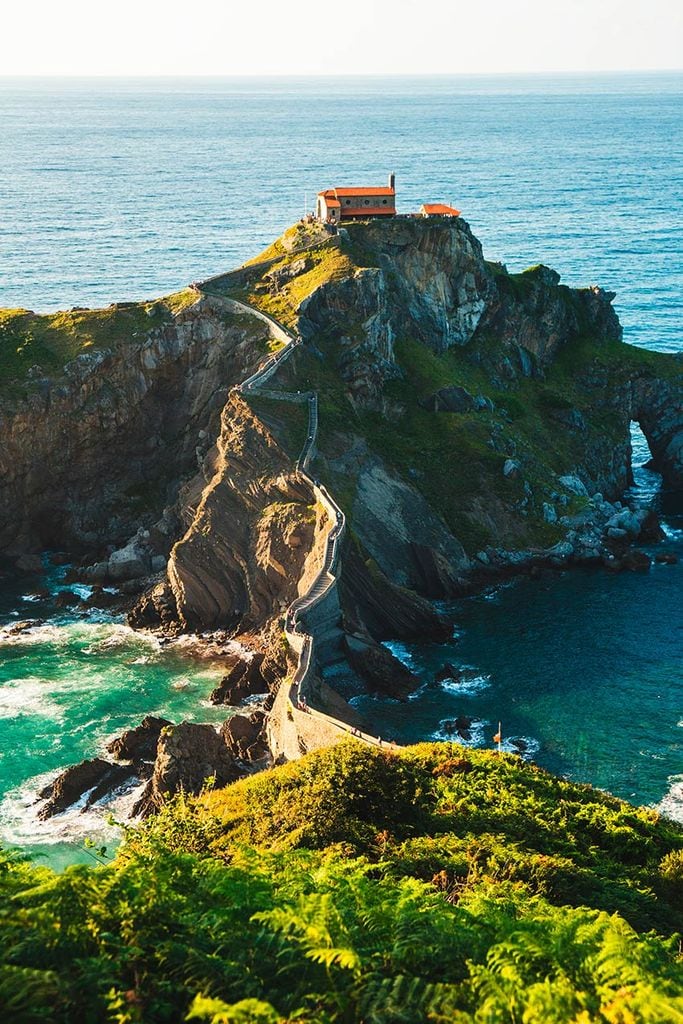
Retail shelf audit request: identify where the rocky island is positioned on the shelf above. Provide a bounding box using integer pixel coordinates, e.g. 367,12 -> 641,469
1,214 -> 682,810
1,214 -> 683,1022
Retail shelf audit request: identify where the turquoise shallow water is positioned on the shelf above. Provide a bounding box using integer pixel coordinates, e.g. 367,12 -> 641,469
0,565 -> 227,866
0,74 -> 681,854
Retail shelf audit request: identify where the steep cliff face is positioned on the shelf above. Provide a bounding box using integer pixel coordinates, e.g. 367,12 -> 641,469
163,393 -> 325,632
4,216 -> 682,652
206,217 -> 682,609
0,295 -> 271,558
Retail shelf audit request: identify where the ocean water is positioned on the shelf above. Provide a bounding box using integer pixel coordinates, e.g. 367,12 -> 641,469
0,563 -> 229,866
352,439 -> 683,820
0,74 -> 682,855
1,74 -> 681,354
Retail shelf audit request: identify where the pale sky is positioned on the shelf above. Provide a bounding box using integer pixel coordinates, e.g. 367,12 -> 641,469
2,0 -> 681,76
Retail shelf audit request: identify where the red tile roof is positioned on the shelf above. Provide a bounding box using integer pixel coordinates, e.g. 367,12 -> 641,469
421,203 -> 461,216
319,187 -> 396,198
324,197 -> 341,208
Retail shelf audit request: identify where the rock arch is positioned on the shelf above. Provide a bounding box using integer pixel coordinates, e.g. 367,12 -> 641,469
629,375 -> 683,490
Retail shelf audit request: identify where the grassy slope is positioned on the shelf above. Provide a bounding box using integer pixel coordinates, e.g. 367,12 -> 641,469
0,288 -> 197,400
1,742 -> 682,1023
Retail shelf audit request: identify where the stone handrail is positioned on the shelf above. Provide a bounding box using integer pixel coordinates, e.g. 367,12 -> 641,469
208,288 -> 367,748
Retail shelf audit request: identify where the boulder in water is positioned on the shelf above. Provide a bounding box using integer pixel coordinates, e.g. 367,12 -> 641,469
435,663 -> 462,684
638,509 -> 665,543
621,549 -> 652,572
37,758 -> 135,819
655,551 -> 678,565
5,619 -> 44,635
84,586 -> 120,609
49,552 -> 70,566
108,540 -> 151,582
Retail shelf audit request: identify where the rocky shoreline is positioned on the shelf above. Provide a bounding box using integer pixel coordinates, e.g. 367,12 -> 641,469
11,475 -> 679,832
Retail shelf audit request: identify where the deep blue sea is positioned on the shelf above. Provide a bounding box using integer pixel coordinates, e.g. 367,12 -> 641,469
0,74 -> 681,858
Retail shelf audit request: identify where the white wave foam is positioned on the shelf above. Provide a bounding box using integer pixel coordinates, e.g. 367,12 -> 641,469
500,734 -> 541,761
381,640 -> 417,669
439,671 -> 491,697
0,620 -> 162,654
656,774 -> 683,825
0,769 -> 145,848
432,717 -> 488,748
82,624 -> 162,656
407,679 -> 430,702
432,717 -> 539,760
0,678 -> 63,720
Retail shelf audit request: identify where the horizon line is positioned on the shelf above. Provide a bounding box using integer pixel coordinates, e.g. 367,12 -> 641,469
1,68 -> 682,80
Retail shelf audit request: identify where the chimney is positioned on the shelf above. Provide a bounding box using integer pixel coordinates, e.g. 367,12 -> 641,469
388,172 -> 396,191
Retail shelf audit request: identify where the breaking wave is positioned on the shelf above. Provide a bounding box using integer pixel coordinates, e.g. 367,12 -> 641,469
656,774 -> 683,825
0,769 -> 145,849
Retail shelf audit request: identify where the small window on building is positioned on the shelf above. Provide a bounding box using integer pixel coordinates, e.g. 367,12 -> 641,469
345,199 -> 351,205
382,199 -> 387,205
364,199 -> 369,205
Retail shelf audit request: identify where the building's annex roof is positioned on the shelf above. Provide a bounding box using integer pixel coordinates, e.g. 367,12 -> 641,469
324,197 -> 341,208
421,203 -> 461,216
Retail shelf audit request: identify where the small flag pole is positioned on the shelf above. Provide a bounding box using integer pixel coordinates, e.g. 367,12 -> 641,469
498,721 -> 502,754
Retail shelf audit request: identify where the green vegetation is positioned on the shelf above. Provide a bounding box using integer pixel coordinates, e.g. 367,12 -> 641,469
237,245 -> 355,331
0,289 -> 196,397
287,332 -> 576,552
1,742 -> 681,1023
226,226 -> 682,554
242,222 -> 330,267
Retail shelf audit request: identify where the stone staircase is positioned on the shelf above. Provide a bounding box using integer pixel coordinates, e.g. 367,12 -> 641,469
209,292 -> 383,752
